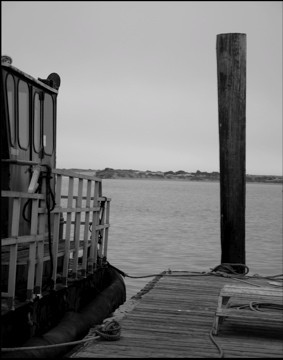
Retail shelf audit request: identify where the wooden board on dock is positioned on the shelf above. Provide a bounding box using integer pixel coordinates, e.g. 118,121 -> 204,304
69,272 -> 283,358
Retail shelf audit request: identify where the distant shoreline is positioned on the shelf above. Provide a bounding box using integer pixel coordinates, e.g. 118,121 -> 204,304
68,168 -> 282,184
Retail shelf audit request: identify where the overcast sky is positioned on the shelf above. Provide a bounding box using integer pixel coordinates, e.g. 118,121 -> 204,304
2,1 -> 282,175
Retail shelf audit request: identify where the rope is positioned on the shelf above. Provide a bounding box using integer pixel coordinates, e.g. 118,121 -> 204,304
1,336 -> 100,352
209,329 -> 224,358
93,319 -> 121,341
1,320 -> 120,352
210,263 -> 250,276
22,198 -> 32,222
107,262 -> 208,279
107,262 -> 283,287
42,165 -> 56,290
229,301 -> 283,312
98,197 -> 107,244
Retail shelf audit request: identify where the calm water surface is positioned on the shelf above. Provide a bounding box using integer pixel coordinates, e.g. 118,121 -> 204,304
101,179 -> 282,299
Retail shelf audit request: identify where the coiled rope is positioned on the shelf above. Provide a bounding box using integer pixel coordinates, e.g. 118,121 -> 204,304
229,301 -> 283,312
93,319 -> 121,341
1,319 -> 121,352
210,263 -> 249,275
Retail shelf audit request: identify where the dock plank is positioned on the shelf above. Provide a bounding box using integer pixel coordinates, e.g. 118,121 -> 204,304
69,272 -> 283,358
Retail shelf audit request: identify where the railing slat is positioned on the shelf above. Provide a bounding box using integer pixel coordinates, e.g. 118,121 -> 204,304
7,197 -> 21,310
103,200 -> 111,259
26,198 -> 39,300
49,206 -> 100,213
1,190 -> 45,199
82,180 -> 92,277
2,233 -> 47,246
98,199 -> 106,262
7,245 -> 17,310
52,174 -> 62,288
35,177 -> 46,296
60,195 -> 111,201
52,168 -> 102,182
72,178 -> 84,277
62,176 -> 74,285
88,181 -> 99,273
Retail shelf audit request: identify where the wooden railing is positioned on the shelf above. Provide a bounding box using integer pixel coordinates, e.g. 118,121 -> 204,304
1,191 -> 46,310
1,169 -> 111,311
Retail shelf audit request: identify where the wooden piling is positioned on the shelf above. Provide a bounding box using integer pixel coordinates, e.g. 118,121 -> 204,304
216,33 -> 247,271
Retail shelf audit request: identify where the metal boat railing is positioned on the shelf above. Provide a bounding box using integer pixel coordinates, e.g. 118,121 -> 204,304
1,169 -> 111,311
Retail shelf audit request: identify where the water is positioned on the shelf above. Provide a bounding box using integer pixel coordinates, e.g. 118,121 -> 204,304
100,179 -> 282,299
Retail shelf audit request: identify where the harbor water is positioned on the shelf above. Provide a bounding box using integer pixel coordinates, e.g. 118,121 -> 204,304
103,179 -> 282,299
63,178 -> 282,299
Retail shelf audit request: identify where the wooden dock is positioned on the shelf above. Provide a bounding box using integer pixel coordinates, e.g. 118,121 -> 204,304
68,271 -> 283,358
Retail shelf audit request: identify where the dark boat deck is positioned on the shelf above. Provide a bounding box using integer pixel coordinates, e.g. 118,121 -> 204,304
1,239 -> 90,313
69,271 -> 283,358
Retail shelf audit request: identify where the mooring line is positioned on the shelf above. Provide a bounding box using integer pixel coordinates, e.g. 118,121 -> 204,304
1,319 -> 121,352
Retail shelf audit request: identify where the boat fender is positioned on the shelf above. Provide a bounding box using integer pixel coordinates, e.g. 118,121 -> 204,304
1,269 -> 126,358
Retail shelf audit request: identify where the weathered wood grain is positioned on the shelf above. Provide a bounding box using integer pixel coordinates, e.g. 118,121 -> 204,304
216,33 -> 247,267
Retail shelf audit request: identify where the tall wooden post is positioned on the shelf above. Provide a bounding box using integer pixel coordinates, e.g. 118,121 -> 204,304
216,33 -> 247,272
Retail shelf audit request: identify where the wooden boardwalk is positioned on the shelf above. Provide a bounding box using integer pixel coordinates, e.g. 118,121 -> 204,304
69,271 -> 283,358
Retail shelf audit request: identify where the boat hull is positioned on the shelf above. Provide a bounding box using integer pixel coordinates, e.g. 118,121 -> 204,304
1,266 -> 126,358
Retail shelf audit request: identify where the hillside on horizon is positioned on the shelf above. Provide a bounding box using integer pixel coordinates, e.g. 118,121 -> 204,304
67,168 -> 282,184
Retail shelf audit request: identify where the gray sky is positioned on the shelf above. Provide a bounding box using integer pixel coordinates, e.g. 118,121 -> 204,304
2,1 -> 282,175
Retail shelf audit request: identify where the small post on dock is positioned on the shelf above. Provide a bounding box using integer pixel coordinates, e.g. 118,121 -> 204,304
216,33 -> 247,272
